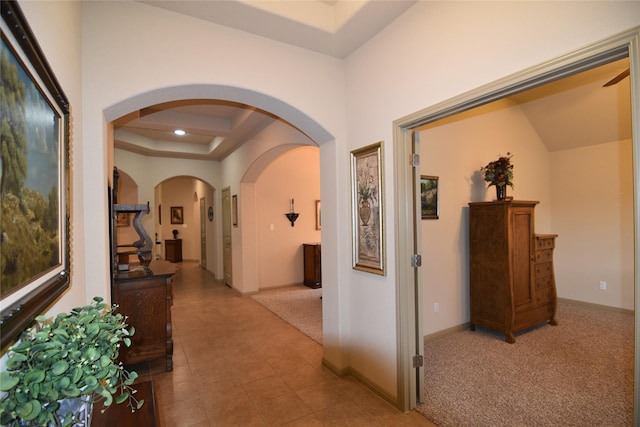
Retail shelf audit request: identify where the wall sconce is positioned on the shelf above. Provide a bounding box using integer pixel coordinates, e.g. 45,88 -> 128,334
285,198 -> 299,227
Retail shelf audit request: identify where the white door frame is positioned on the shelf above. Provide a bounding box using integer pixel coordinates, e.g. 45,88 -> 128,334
393,26 -> 640,416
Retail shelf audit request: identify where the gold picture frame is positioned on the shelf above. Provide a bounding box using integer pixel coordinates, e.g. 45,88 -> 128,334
1,2 -> 71,349
351,142 -> 385,275
170,206 -> 183,224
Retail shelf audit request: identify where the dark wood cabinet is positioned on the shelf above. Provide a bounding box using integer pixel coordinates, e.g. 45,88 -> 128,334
91,380 -> 159,426
165,239 -> 183,262
303,243 -> 321,288
112,260 -> 175,370
468,200 -> 557,343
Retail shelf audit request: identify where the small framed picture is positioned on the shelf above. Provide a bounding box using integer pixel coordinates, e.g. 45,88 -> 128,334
171,206 -> 184,224
421,176 -> 439,220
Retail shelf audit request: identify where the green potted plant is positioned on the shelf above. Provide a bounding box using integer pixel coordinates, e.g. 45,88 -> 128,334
0,297 -> 143,427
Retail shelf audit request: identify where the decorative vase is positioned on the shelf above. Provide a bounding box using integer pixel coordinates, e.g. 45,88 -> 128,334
22,398 -> 94,427
359,200 -> 371,226
496,185 -> 507,201
56,397 -> 93,426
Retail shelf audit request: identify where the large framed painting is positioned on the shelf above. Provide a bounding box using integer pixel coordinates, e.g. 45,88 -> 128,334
1,3 -> 71,350
351,142 -> 385,275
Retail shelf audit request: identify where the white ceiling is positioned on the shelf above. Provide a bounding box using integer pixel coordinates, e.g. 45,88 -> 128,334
139,0 -> 417,59
115,1 -> 631,161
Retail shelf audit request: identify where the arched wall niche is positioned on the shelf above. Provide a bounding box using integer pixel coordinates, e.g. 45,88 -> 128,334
155,176 -> 216,270
104,84 -> 334,145
107,84 -> 331,292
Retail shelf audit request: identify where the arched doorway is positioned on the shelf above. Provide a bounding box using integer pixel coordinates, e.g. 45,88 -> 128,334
105,85 -> 331,294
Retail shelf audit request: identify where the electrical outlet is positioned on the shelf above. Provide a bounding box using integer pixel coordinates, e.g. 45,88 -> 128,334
600,281 -> 607,290
434,302 -> 439,313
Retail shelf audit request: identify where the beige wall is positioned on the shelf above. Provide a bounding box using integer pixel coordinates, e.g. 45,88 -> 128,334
116,146 -> 320,287
419,99 -> 553,335
256,146 -> 321,289
158,177 -> 207,262
419,100 -> 633,336
552,140 -> 634,310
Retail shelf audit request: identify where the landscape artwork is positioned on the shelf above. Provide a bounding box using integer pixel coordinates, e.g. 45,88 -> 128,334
421,175 -> 439,219
1,1 -> 70,351
0,37 -> 63,298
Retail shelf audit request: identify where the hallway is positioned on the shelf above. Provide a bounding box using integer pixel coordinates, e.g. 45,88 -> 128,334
132,262 -> 435,426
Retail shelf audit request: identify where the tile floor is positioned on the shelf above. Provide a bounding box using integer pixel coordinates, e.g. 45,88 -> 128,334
131,261 -> 437,426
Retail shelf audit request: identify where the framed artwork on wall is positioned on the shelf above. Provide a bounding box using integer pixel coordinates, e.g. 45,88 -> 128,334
421,175 -> 439,219
0,2 -> 71,350
232,195 -> 238,227
351,142 -> 385,275
170,206 -> 183,224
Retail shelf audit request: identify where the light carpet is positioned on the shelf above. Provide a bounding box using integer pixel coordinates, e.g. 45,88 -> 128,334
250,285 -> 323,345
416,301 -> 634,427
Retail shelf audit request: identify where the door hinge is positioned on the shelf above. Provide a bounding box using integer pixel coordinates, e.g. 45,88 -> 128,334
411,254 -> 422,267
413,354 -> 424,368
410,154 -> 420,167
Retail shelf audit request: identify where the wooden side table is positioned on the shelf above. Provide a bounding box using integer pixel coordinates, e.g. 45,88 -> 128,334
91,380 -> 159,426
165,239 -> 182,262
303,243 -> 321,288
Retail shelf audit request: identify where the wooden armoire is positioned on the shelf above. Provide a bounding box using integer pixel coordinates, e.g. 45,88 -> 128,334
468,200 -> 558,343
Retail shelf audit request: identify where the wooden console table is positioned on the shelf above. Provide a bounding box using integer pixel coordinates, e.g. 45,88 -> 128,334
112,260 -> 175,370
91,380 -> 158,426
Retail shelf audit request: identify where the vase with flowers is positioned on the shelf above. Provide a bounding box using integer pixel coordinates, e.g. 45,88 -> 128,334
481,153 -> 514,200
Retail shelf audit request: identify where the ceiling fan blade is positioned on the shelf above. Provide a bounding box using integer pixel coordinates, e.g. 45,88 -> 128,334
603,68 -> 630,87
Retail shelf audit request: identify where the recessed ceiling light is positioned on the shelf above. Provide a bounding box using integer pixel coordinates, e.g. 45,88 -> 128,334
174,129 -> 186,136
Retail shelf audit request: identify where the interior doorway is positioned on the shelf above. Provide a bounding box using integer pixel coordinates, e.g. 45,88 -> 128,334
200,197 -> 206,269
222,187 -> 233,287
393,28 -> 639,415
